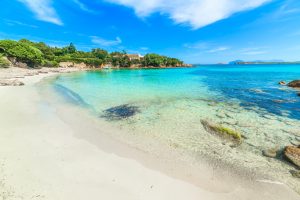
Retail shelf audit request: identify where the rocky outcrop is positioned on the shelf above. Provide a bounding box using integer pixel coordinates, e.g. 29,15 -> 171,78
287,80 -> 300,88
284,146 -> 300,168
7,57 -> 28,68
0,79 -> 24,86
59,62 -> 90,69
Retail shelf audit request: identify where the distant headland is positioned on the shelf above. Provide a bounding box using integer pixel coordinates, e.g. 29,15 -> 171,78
0,39 -> 191,69
228,60 -> 300,65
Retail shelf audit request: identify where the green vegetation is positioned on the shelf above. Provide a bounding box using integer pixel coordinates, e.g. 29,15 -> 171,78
0,54 -> 10,68
201,119 -> 242,144
0,39 -> 184,68
214,126 -> 242,142
143,53 -> 183,67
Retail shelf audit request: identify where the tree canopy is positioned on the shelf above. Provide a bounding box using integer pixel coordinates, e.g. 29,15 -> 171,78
0,39 -> 184,68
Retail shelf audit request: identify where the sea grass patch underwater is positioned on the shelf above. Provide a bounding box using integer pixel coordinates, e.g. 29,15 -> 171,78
200,119 -> 242,144
101,104 -> 140,120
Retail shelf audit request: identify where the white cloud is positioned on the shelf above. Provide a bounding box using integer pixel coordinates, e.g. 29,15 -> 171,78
91,36 -> 122,46
73,0 -> 95,13
207,46 -> 230,53
106,0 -> 271,29
18,0 -> 62,25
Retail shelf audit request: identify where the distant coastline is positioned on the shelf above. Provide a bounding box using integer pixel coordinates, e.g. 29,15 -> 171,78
228,60 -> 300,65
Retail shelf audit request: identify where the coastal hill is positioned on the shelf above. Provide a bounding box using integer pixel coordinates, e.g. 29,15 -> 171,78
229,60 -> 300,65
0,39 -> 189,69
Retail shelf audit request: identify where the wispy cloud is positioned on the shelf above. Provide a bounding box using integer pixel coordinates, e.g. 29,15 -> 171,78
18,0 -> 62,25
3,19 -> 38,28
242,51 -> 267,55
184,41 -> 210,49
240,47 -> 268,55
184,41 -> 230,53
73,0 -> 95,13
106,0 -> 271,29
91,36 -> 122,47
207,46 -> 230,53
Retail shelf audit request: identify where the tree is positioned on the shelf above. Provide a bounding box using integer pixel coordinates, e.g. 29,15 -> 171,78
0,40 -> 43,67
92,48 -> 109,60
143,54 -> 164,67
62,43 -> 77,54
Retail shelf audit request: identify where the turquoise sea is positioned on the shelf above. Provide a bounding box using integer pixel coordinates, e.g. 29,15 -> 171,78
45,64 -> 300,190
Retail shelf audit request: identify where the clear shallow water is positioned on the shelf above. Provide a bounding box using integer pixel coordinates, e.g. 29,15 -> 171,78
49,65 -> 300,190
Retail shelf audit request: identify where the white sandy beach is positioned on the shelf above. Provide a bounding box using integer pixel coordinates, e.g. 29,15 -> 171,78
0,68 -> 299,200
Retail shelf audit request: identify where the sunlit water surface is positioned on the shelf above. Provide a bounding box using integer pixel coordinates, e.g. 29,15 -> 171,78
47,65 -> 300,190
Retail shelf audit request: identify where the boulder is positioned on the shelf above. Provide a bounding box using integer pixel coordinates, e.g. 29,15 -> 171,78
287,80 -> 300,88
284,146 -> 300,168
279,81 -> 286,85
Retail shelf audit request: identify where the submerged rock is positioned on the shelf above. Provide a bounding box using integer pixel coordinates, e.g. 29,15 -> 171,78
262,146 -> 280,158
290,170 -> 300,178
272,99 -> 284,103
284,146 -> 300,168
249,88 -> 265,94
279,81 -> 286,85
290,140 -> 300,147
287,80 -> 300,88
102,104 -> 140,120
200,119 -> 242,144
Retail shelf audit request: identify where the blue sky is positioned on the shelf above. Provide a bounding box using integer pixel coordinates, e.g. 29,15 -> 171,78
1,0 -> 300,64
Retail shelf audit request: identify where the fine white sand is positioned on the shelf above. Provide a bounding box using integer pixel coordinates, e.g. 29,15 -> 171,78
0,68 -> 299,200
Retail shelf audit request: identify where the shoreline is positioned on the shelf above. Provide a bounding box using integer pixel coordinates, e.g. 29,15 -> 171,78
0,67 -> 299,199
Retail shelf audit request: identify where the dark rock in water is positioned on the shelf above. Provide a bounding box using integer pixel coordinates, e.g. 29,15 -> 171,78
297,93 -> 300,97
279,81 -> 286,85
284,146 -> 300,168
287,80 -> 300,88
102,104 -> 140,120
290,170 -> 300,178
262,147 -> 280,158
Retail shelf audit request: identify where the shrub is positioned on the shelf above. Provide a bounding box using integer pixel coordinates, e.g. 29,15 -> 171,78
0,40 -> 43,67
0,55 -> 10,68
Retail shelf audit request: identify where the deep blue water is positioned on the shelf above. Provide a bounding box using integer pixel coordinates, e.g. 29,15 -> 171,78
194,64 -> 300,119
